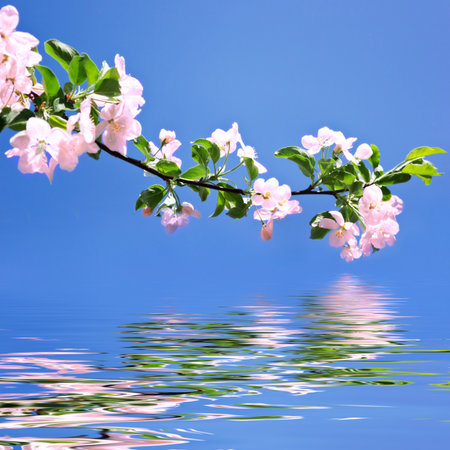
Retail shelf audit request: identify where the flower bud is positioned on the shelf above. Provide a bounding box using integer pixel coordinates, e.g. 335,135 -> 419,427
142,206 -> 153,217
260,219 -> 273,241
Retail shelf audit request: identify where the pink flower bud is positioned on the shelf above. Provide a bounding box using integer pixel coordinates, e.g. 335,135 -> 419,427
142,206 -> 153,217
260,219 -> 273,241
159,129 -> 176,144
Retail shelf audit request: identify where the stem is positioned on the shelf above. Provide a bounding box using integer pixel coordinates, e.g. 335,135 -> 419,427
98,142 -> 352,197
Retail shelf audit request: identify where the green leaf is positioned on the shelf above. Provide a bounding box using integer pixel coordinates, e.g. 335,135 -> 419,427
355,161 -> 371,182
181,165 -> 207,179
133,135 -> 153,160
194,139 -> 221,164
0,108 -> 34,132
136,185 -> 166,210
227,203 -> 250,219
189,185 -> 210,201
403,160 -> 440,176
87,149 -> 101,160
94,67 -> 121,97
63,82 -> 73,95
35,65 -> 60,99
309,212 -> 334,240
218,182 -> 244,207
191,143 -> 210,168
323,168 -> 355,186
82,53 -> 100,85
44,39 -> 79,71
155,159 -> 181,177
349,180 -> 364,196
318,158 -> 335,174
377,172 -> 411,185
369,144 -> 380,169
406,146 -> 446,161
48,115 -> 67,129
340,205 -> 358,223
68,55 -> 87,86
275,146 -> 315,177
244,157 -> 259,180
210,191 -> 226,217
381,186 -> 391,201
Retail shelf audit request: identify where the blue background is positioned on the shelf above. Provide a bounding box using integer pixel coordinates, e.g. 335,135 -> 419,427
1,0 -> 449,307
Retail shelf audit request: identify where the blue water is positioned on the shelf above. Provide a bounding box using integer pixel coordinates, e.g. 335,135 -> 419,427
0,275 -> 448,449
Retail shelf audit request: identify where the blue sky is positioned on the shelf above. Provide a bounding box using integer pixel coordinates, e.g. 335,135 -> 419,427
1,0 -> 449,308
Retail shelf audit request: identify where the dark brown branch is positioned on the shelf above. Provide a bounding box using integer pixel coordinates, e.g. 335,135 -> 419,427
98,141 -> 347,197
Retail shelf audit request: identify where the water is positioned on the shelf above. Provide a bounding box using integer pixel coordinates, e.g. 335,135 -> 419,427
0,275 -> 448,449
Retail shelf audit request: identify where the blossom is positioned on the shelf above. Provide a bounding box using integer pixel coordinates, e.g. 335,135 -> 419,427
149,136 -> 182,168
360,218 -> 399,256
260,218 -> 273,241
97,102 -> 142,155
354,143 -> 373,160
57,133 -> 98,172
161,202 -> 201,234
5,117 -> 65,181
252,177 -> 284,209
340,238 -> 362,262
301,126 -> 335,154
159,128 -> 176,144
252,177 -> 301,240
237,144 -> 267,173
333,131 -> 357,161
358,185 -> 403,226
0,5 -> 41,110
319,211 -> 360,247
208,122 -> 241,156
114,54 -> 145,114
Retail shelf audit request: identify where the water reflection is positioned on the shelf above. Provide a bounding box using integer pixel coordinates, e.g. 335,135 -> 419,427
0,276 -> 447,448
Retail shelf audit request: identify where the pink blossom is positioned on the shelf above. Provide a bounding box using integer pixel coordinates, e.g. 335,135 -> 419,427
57,133 -> 98,172
0,6 -> 40,59
340,238 -> 362,262
252,177 -> 301,240
5,117 -> 65,181
333,131 -> 357,161
208,122 -> 241,156
252,177 -> 283,209
360,218 -> 399,256
301,126 -> 336,155
114,54 -> 145,114
159,128 -> 176,144
97,102 -> 142,155
260,218 -> 273,241
237,145 -> 267,174
0,6 -> 41,110
149,138 -> 182,168
319,210 -> 360,247
354,143 -> 373,160
358,185 -> 403,225
161,202 -> 201,234
67,98 -> 95,144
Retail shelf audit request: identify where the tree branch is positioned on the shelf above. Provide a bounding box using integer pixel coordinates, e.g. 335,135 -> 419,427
98,142 -> 348,197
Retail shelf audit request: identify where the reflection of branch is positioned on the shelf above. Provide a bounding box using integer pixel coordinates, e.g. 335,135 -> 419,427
99,142 -> 350,197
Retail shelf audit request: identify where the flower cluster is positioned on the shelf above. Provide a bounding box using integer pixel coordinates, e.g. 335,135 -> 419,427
319,185 -> 403,262
0,5 -> 41,110
1,5 -> 444,261
252,177 -> 302,240
6,47 -> 144,178
161,202 -> 201,234
302,126 -> 373,163
208,122 -> 267,173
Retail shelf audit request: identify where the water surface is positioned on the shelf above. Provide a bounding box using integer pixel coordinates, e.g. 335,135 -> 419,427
0,276 -> 448,449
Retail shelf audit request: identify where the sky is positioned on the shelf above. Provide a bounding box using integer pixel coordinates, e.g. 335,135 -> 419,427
1,0 -> 449,311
